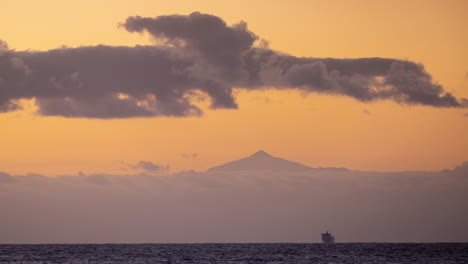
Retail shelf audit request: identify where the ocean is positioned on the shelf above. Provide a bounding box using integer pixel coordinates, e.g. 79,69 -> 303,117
0,243 -> 467,263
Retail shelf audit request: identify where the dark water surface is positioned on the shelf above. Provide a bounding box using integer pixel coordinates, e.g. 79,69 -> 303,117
0,243 -> 467,263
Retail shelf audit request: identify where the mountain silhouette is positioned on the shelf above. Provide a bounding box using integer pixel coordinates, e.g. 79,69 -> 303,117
208,150 -> 349,172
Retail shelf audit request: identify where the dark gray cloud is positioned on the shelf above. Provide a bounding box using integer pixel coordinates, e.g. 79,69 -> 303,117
0,12 -> 466,118
130,160 -> 169,172
123,12 -> 257,78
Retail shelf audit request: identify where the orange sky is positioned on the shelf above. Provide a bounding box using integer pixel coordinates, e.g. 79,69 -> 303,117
0,0 -> 467,175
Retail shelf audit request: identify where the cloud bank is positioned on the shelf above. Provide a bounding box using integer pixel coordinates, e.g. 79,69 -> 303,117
1,12 -> 467,118
1,162 -> 467,243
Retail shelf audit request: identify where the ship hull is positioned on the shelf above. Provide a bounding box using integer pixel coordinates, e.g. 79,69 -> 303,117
321,232 -> 335,243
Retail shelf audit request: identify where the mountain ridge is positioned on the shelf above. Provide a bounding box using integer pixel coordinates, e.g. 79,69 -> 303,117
207,151 -> 349,172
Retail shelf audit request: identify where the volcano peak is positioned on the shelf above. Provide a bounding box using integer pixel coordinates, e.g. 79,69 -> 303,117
208,150 -> 312,172
249,150 -> 272,158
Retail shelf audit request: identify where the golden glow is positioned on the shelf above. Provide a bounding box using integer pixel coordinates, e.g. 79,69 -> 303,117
0,0 -> 467,175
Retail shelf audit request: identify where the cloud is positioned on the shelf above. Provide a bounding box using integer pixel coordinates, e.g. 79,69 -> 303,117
85,174 -> 110,185
362,109 -> 371,115
441,161 -> 468,177
1,12 -> 466,118
1,161 -> 468,243
122,12 -> 257,78
130,160 -> 169,172
464,113 -> 468,117
0,172 -> 17,184
181,153 -> 199,159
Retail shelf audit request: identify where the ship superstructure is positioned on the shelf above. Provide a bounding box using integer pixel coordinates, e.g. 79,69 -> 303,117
321,231 -> 335,243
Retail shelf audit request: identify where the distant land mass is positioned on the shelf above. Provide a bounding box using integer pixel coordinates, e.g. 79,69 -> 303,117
208,150 -> 349,172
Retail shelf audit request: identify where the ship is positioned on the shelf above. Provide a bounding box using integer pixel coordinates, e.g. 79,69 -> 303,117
321,231 -> 335,243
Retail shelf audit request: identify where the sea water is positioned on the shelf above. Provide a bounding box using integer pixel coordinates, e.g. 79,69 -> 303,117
1,243 -> 467,263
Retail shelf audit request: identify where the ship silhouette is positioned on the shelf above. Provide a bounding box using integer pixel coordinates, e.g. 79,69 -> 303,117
321,231 -> 335,243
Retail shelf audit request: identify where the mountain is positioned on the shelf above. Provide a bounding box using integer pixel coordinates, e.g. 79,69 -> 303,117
208,150 -> 349,172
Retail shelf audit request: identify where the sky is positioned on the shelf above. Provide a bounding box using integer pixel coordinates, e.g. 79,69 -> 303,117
1,0 -> 467,176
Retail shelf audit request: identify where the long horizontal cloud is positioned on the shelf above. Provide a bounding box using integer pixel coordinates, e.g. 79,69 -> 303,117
1,162 -> 467,243
1,12 -> 466,118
